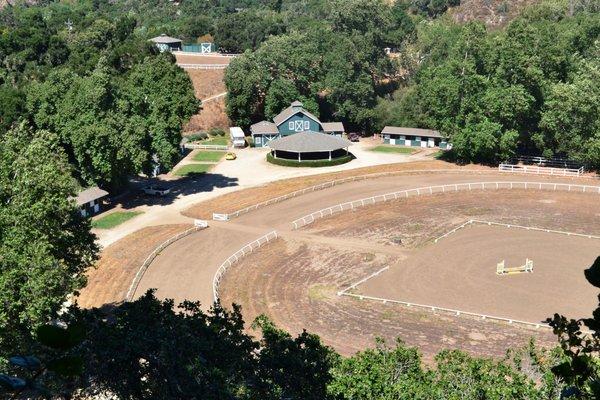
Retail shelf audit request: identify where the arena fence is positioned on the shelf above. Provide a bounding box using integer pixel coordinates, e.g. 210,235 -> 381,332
499,163 -> 584,177
435,219 -> 600,243
177,63 -> 229,70
291,181 -> 600,230
338,291 -> 552,330
211,169 -> 507,221
173,51 -> 241,57
212,231 -> 278,303
125,225 -> 206,302
514,155 -> 584,169
184,143 -> 229,151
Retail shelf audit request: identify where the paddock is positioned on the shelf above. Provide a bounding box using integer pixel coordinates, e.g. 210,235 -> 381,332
357,224 -> 599,324
125,169 -> 600,359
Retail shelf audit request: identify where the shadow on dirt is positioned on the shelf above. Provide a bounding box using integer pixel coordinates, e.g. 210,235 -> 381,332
106,173 -> 239,211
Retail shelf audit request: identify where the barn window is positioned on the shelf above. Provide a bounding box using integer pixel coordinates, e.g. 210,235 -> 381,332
288,121 -> 294,130
304,121 -> 310,130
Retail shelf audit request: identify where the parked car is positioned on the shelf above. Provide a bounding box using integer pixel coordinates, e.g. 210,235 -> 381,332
225,152 -> 237,160
143,185 -> 171,196
347,133 -> 361,142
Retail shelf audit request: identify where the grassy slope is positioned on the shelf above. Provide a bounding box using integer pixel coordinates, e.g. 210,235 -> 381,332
448,0 -> 541,27
92,211 -> 143,229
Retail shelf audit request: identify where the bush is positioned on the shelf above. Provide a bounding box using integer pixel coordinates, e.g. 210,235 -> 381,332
266,153 -> 353,167
187,132 -> 208,142
208,127 -> 226,137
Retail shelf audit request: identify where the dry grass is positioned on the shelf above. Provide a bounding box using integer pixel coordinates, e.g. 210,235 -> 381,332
183,96 -> 230,133
180,64 -> 230,134
182,160 -> 482,219
77,224 -> 191,308
185,69 -> 226,100
448,0 -> 540,27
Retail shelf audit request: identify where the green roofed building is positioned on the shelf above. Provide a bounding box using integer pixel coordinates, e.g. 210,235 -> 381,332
149,34 -> 182,52
381,126 -> 450,149
251,101 -> 345,148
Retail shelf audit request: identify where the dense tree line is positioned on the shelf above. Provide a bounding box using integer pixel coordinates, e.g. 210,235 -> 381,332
0,4 -> 198,190
0,125 -> 98,360
225,0 -> 415,132
376,0 -> 600,165
225,0 -> 599,167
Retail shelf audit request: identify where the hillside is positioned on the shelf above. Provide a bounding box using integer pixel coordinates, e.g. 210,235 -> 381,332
448,0 -> 541,27
174,54 -> 232,134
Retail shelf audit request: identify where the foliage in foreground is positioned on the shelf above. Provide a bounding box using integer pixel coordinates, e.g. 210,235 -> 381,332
547,256 -> 600,398
2,290 -> 569,399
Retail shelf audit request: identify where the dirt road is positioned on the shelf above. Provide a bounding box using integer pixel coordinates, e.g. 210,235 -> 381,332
135,171 -> 598,309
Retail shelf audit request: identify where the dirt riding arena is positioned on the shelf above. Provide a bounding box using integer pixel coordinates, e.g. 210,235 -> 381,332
129,170 -> 600,361
218,188 -> 600,360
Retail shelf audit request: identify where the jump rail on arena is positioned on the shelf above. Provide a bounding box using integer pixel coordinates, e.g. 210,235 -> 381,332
291,181 -> 600,230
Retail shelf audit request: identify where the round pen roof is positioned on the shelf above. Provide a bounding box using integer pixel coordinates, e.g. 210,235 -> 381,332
267,131 -> 352,153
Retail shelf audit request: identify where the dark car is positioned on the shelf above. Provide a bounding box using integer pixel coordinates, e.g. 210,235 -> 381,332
347,133 -> 361,142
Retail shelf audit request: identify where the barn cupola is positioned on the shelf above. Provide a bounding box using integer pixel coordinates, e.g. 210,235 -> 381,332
291,101 -> 303,111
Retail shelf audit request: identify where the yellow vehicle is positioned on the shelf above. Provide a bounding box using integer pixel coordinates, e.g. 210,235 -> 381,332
225,152 -> 237,160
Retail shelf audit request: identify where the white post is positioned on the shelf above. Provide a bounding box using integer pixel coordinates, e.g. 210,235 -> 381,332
329,151 -> 332,161
298,152 -> 301,162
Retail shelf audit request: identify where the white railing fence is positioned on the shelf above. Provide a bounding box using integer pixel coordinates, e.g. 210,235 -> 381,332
499,164 -> 584,177
514,155 -> 584,169
126,225 -> 206,302
434,219 -> 600,243
184,143 -> 229,151
212,231 -> 278,302
177,64 -> 229,69
433,220 -> 475,243
291,181 -> 600,230
338,291 -> 552,330
211,169 -> 504,221
173,51 -> 241,58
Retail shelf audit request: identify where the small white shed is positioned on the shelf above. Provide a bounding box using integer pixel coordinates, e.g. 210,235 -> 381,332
230,127 -> 246,148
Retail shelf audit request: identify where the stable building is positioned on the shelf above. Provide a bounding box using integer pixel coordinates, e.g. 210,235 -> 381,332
251,101 -> 345,147
149,34 -> 183,52
381,126 -> 449,149
268,131 -> 352,162
75,187 -> 108,217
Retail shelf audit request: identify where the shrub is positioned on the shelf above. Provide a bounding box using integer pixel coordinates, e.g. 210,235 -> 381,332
208,127 -> 226,137
266,153 -> 353,167
187,132 -> 208,142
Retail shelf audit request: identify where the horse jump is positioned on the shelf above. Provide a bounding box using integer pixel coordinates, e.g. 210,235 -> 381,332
496,259 -> 533,275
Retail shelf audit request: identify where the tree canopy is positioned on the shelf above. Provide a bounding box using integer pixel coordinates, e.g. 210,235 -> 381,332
0,5 -> 199,189
375,3 -> 600,165
0,124 -> 98,356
